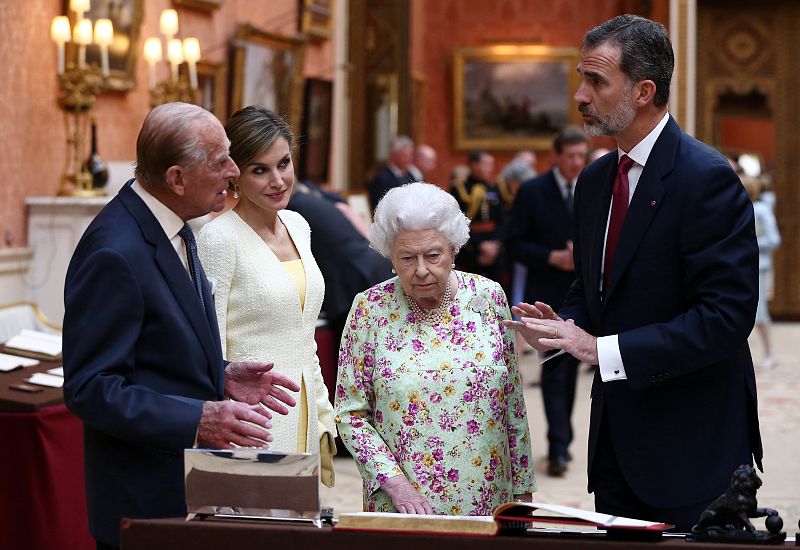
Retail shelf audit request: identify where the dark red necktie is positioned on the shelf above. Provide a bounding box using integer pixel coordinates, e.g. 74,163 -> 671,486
603,155 -> 635,288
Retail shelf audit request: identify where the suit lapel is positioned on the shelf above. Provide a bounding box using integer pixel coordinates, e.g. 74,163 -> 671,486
118,182 -> 221,387
550,172 -> 573,239
603,117 -> 679,303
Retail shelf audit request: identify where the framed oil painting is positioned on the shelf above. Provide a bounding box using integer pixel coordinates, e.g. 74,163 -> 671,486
453,45 -> 580,150
66,0 -> 144,91
230,24 -> 307,131
298,78 -> 333,183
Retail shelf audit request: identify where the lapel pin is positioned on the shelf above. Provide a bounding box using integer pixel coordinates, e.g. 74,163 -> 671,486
650,200 -> 657,207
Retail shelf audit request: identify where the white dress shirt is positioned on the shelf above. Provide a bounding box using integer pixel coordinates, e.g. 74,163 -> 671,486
596,111 -> 670,382
131,180 -> 190,274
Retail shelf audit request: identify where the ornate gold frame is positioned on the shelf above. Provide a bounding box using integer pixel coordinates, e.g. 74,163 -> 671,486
230,24 -> 307,131
65,0 -> 144,92
172,0 -> 222,12
300,0 -> 333,41
453,45 -> 580,151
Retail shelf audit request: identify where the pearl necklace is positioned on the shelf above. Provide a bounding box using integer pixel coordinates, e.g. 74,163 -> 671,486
405,280 -> 453,325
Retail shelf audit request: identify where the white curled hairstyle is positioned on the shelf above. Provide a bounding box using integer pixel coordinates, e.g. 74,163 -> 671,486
369,182 -> 470,258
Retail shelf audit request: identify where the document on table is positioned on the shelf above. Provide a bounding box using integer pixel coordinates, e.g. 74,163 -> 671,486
0,352 -> 40,372
5,329 -> 62,357
26,372 -> 64,388
47,366 -> 64,377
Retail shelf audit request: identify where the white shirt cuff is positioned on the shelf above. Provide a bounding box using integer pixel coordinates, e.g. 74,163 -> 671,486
597,334 -> 627,381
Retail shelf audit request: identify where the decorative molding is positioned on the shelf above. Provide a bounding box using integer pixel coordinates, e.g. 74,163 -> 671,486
0,248 -> 33,275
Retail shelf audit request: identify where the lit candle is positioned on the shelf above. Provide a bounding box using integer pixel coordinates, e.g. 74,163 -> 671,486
167,38 -> 184,82
73,18 -> 93,70
143,37 -> 163,90
160,9 -> 179,39
51,16 -> 72,75
93,18 -> 114,77
70,0 -> 91,21
182,38 -> 201,89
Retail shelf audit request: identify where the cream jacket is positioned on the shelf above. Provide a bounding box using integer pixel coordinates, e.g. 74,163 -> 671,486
198,209 -> 336,454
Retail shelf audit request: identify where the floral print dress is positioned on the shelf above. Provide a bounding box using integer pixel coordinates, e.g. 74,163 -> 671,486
335,271 -> 535,515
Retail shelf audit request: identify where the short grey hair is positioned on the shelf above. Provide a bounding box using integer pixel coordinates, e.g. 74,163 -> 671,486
369,182 -> 470,258
389,135 -> 415,152
501,160 -> 536,184
134,102 -> 217,188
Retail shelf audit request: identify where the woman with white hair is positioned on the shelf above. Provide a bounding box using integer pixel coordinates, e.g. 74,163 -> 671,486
335,182 -> 535,515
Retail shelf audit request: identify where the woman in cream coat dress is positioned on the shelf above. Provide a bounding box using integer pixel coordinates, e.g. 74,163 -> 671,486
198,106 -> 336,486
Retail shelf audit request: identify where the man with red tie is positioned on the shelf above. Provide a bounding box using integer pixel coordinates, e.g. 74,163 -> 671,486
506,15 -> 762,532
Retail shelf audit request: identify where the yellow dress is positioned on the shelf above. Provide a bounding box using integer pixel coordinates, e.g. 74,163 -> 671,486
283,259 -> 335,486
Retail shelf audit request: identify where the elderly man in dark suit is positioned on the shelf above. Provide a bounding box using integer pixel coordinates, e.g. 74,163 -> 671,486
367,135 -> 417,212
63,102 -> 300,549
507,15 -> 762,532
507,126 -> 590,477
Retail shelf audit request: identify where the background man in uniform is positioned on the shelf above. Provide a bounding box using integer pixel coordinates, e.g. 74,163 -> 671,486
452,149 -> 506,285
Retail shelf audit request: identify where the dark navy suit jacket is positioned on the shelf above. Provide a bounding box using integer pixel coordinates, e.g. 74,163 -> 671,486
507,169 -> 575,309
63,181 -> 224,545
368,164 -> 414,212
561,116 -> 763,508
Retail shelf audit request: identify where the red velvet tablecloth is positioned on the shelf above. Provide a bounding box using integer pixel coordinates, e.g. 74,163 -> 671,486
0,404 -> 93,550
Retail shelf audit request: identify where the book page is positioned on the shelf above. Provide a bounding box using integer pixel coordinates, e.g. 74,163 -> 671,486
0,353 -> 39,371
5,334 -> 62,357
495,501 -> 671,530
26,372 -> 65,388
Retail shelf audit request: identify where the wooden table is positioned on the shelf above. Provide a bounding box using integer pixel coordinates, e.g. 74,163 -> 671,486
0,349 -> 93,550
120,518 -> 794,550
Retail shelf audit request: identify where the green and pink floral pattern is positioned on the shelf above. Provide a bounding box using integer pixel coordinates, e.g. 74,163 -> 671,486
335,271 -> 535,515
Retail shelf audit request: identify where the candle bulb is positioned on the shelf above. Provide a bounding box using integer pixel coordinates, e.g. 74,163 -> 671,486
182,38 -> 201,90
94,19 -> 114,77
167,38 -> 184,82
70,0 -> 91,21
74,18 -> 93,69
160,9 -> 179,39
51,16 -> 72,75
143,37 -> 162,90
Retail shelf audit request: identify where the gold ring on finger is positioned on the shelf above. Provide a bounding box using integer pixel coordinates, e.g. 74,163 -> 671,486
554,328 -> 559,338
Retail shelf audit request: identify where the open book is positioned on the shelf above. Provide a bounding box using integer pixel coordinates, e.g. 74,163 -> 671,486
3,329 -> 62,361
335,502 -> 672,537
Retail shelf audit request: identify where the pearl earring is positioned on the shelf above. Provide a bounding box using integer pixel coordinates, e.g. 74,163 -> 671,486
391,268 -> 396,274
229,180 -> 240,199
451,263 -> 456,269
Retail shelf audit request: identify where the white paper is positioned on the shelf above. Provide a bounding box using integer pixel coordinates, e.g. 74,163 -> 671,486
47,366 -> 64,377
26,372 -> 65,388
530,502 -> 666,528
5,330 -> 62,357
0,353 -> 39,371
20,329 -> 62,344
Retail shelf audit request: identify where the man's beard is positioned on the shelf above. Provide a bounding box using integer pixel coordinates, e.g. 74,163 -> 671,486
579,87 -> 636,137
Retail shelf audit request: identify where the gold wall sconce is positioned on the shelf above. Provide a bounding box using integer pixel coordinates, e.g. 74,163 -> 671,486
51,0 -> 113,197
142,9 -> 202,107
